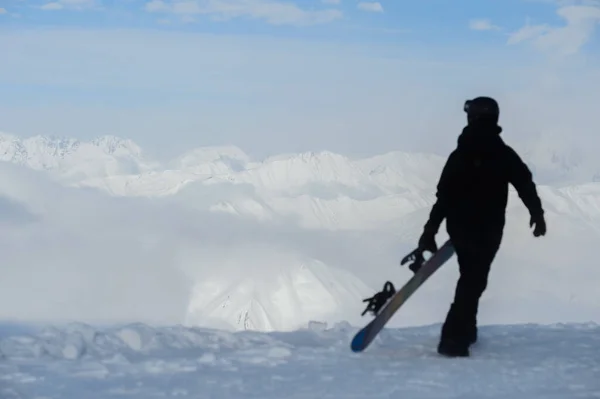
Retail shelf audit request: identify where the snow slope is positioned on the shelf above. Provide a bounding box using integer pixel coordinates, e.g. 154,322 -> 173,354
184,256 -> 373,331
0,321 -> 599,398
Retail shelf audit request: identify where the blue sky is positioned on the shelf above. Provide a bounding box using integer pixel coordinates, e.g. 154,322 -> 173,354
0,0 -> 599,159
3,0 -> 592,48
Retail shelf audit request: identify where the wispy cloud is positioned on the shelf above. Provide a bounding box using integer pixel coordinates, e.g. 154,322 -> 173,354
144,0 -> 343,26
0,8 -> 7,15
469,18 -> 500,31
508,4 -> 600,55
357,2 -> 383,12
40,0 -> 100,11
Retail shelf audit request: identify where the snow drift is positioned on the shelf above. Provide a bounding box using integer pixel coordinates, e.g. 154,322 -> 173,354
0,321 -> 599,398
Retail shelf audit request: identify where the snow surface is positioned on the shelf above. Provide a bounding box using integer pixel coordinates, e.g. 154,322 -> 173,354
1,321 -> 599,398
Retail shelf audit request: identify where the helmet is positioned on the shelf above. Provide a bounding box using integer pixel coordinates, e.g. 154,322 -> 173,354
464,96 -> 499,125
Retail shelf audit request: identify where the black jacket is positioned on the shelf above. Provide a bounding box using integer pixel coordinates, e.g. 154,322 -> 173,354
423,124 -> 544,239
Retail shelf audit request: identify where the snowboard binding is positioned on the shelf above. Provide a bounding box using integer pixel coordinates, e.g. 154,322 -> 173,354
361,281 -> 396,316
359,247 -> 434,317
400,247 -> 426,274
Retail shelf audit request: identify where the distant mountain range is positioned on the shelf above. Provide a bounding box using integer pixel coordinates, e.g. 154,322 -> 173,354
0,130 -> 599,332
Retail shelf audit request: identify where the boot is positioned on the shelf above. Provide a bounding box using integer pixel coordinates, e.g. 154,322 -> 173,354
438,303 -> 474,357
437,338 -> 470,357
467,325 -> 477,345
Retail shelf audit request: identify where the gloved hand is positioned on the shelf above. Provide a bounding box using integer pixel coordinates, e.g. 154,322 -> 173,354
530,213 -> 546,237
418,229 -> 438,253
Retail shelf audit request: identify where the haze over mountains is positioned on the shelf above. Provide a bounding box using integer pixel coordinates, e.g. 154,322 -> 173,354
0,131 -> 598,332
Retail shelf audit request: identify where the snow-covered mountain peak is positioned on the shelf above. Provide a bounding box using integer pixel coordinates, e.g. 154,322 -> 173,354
511,131 -> 600,185
184,256 -> 372,331
0,133 -> 80,167
90,135 -> 144,157
0,132 -> 147,162
177,145 -> 250,163
354,151 -> 445,192
173,145 -> 251,174
0,132 -> 158,181
266,149 -> 349,165
236,149 -> 368,192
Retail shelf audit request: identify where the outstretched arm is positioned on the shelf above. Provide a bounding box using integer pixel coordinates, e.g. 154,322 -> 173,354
506,146 -> 544,218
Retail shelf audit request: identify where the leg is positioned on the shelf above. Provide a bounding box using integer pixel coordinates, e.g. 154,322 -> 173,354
442,249 -> 494,341
438,234 -> 501,356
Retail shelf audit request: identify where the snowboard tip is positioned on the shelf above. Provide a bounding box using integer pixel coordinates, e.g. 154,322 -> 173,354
350,329 -> 368,352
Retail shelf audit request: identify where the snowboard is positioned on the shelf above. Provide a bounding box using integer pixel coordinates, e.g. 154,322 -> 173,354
350,239 -> 455,353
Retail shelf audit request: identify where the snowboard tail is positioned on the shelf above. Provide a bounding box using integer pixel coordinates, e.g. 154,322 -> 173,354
350,240 -> 455,353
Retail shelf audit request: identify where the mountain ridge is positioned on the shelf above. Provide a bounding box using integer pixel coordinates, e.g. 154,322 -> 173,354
2,131 -> 597,193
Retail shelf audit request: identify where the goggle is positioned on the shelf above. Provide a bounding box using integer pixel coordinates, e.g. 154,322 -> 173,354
464,99 -> 497,115
463,100 -> 472,113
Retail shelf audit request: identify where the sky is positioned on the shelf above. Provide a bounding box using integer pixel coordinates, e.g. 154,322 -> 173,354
1,0 -> 599,331
1,0 -> 600,160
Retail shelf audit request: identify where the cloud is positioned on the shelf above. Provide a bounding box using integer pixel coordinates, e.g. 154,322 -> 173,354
0,195 -> 38,225
41,3 -> 63,10
321,0 -> 340,4
0,8 -> 7,14
144,0 -> 343,25
40,0 -> 99,11
508,4 -> 600,55
0,160 -> 398,325
357,1 -> 383,12
469,18 -> 500,31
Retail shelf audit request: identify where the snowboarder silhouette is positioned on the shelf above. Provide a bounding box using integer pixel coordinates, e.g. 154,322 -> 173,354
418,96 -> 547,357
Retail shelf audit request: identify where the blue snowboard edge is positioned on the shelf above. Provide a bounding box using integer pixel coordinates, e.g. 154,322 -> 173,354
350,329 -> 367,352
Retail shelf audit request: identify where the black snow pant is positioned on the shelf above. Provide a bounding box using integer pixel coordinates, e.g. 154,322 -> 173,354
440,228 -> 502,345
